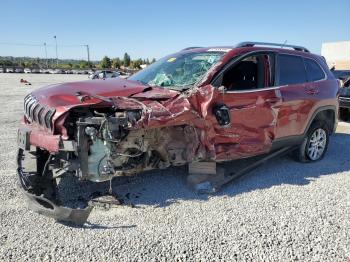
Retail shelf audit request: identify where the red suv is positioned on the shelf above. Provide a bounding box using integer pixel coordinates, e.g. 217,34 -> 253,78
17,42 -> 339,224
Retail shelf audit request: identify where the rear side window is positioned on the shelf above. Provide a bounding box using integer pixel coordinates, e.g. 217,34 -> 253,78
304,58 -> 325,82
277,54 -> 307,85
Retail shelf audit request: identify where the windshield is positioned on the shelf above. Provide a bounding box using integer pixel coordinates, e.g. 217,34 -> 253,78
129,51 -> 223,90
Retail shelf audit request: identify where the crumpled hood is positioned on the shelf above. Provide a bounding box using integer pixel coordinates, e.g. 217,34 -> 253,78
32,78 -> 179,108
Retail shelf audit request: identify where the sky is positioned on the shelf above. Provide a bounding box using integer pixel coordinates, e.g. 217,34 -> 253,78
0,0 -> 349,61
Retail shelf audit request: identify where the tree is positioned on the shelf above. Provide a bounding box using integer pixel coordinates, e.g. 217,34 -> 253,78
100,56 -> 112,69
79,60 -> 90,69
132,58 -> 143,69
151,58 -> 156,64
123,53 -> 131,67
112,58 -> 122,69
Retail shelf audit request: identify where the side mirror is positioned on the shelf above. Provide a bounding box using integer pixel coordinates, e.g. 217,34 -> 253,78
213,104 -> 230,126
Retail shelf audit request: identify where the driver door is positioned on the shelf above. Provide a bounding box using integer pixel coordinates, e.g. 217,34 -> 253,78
210,52 -> 281,161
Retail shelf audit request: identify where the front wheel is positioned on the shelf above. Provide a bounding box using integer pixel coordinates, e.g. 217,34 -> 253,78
291,121 -> 329,163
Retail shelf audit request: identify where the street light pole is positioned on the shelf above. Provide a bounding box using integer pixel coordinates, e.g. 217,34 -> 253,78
85,44 -> 90,66
54,36 -> 58,67
44,42 -> 48,68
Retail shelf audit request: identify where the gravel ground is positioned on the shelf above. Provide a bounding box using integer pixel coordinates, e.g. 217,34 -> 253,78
0,73 -> 349,262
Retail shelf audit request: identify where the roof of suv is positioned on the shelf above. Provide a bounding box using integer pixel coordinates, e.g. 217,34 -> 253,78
184,42 -> 310,52
178,42 -> 331,87
179,42 -> 327,71
180,42 -> 321,60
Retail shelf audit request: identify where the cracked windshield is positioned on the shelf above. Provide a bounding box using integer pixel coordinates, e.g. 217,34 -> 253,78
129,51 -> 223,90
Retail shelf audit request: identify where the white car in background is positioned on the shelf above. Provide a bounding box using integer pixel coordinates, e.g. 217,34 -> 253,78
0,68 -> 4,73
24,68 -> 31,73
89,70 -> 120,79
31,68 -> 40,73
54,69 -> 65,74
40,69 -> 49,74
6,68 -> 14,73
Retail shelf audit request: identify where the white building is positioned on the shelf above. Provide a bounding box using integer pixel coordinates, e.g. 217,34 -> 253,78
321,41 -> 350,70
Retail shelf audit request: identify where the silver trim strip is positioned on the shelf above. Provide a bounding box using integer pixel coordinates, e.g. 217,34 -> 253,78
225,85 -> 286,94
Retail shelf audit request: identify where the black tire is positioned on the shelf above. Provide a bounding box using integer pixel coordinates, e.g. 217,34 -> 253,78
291,121 -> 330,163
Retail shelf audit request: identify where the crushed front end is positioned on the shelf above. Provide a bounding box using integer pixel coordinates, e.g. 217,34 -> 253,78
17,87 -> 203,225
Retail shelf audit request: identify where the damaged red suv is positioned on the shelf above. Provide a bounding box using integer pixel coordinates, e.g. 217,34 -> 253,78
17,42 -> 339,224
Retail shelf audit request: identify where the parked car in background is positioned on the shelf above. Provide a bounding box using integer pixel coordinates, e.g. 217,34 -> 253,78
54,69 -> 65,74
339,76 -> 350,120
31,68 -> 40,73
17,42 -> 339,224
89,70 -> 120,79
331,70 -> 350,120
6,68 -> 14,73
332,70 -> 350,81
40,69 -> 50,74
0,68 -> 4,73
15,68 -> 24,73
24,68 -> 31,74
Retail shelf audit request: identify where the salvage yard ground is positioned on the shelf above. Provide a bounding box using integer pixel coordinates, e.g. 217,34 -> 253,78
0,74 -> 349,261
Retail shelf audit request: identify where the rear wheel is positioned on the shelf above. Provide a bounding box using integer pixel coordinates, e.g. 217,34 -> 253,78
291,121 -> 329,163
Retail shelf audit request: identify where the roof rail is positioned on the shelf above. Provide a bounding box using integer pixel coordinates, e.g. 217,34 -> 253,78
236,41 -> 310,53
181,47 -> 202,51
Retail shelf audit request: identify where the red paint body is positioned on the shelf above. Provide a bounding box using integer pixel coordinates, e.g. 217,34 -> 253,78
20,46 -> 339,161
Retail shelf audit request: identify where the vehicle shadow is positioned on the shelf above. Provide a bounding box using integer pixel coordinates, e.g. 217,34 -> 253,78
58,221 -> 137,230
57,132 -> 350,210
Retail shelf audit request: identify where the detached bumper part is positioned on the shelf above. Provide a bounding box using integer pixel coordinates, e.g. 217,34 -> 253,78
22,190 -> 93,225
17,148 -> 93,225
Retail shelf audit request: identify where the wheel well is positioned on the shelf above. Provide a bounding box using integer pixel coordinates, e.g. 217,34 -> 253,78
311,109 -> 335,134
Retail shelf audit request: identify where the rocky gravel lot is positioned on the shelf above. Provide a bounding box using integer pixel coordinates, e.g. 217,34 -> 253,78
0,73 -> 349,261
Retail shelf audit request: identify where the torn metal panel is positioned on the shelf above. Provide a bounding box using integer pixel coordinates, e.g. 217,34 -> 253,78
17,148 -> 93,225
29,126 -> 61,153
23,190 -> 93,225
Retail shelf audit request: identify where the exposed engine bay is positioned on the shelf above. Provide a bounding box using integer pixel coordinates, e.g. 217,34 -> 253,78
66,107 -> 200,182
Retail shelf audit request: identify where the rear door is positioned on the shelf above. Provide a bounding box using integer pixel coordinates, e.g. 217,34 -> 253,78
210,52 -> 282,160
274,54 -> 309,138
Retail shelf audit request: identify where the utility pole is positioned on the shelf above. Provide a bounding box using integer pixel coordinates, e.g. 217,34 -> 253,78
44,42 -> 48,68
54,36 -> 58,67
85,44 -> 90,67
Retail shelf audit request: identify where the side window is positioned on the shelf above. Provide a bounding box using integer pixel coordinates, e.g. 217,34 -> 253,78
277,54 -> 307,85
221,54 -> 274,91
304,58 -> 325,82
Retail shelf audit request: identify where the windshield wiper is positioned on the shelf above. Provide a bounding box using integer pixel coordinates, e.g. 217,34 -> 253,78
135,79 -> 150,85
167,85 -> 192,91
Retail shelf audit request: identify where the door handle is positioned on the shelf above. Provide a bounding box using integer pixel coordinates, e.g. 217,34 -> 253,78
305,86 -> 319,95
306,88 -> 319,95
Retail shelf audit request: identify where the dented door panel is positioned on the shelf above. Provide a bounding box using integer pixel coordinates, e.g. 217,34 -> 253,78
210,88 -> 281,160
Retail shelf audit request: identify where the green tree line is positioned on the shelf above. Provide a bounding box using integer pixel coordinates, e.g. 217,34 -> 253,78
100,53 -> 156,69
0,52 -> 156,70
